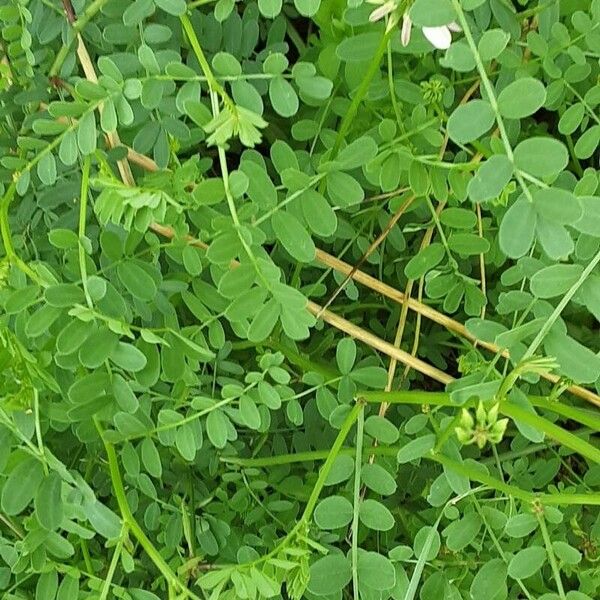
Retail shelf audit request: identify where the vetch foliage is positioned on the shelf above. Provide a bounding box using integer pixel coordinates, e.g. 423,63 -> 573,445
1,0 -> 600,599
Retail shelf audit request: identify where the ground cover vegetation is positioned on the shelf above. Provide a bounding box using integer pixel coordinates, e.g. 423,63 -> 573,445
1,0 -> 600,598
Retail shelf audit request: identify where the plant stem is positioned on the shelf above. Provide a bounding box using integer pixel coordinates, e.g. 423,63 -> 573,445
523,247 -> 600,359
79,155 -> 94,308
96,421 -> 202,600
33,390 -> 49,476
0,182 -> 43,285
537,511 -> 567,600
50,0 -> 111,76
99,525 -> 127,600
331,29 -> 392,159
303,400 -> 365,520
450,0 -> 533,202
351,407 -> 364,600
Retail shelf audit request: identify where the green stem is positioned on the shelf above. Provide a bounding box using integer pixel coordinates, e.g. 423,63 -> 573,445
221,445 -> 396,467
79,156 -> 94,308
500,402 -> 600,465
96,421 -> 202,600
33,390 -> 49,476
351,407 -> 364,600
98,525 -> 127,600
522,247 -> 600,359
473,498 -> 534,600
303,400 -> 365,520
180,14 -> 228,102
181,12 -> 269,290
0,183 -> 43,285
361,389 -> 600,464
425,195 -> 456,268
450,0 -> 533,202
253,174 -> 325,227
537,511 -> 567,600
331,29 -> 392,159
223,441 -> 600,506
233,400 -> 365,573
50,0 -> 111,76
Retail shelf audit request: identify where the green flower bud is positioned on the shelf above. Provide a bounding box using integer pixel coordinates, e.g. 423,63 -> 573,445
459,408 -> 474,430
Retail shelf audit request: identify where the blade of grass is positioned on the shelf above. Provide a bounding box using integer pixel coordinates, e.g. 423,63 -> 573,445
351,407 -> 365,600
500,401 -> 600,464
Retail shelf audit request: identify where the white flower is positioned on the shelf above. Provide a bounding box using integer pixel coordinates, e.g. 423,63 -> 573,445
400,14 -> 461,50
368,0 -> 396,22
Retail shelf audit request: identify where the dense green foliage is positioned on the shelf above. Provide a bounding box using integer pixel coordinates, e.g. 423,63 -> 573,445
1,0 -> 600,598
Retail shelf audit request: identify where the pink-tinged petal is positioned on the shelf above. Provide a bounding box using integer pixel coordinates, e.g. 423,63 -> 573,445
422,26 -> 452,49
447,21 -> 462,32
369,1 -> 395,22
401,14 -> 412,46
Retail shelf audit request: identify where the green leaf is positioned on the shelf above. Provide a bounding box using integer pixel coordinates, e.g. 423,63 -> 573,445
440,207 -> 477,229
59,130 -> 78,165
141,437 -> 162,478
307,554 -> 352,595
552,541 -> 581,565
248,299 -> 280,342
544,331 -> 600,384
35,473 -> 63,531
498,78 -> 546,119
1,458 -> 44,515
505,513 -> 537,538
361,463 -> 397,495
443,513 -> 482,551
530,264 -> 583,299
272,211 -> 316,262
336,136 -> 378,170
514,137 -> 568,178
301,190 -> 337,237
397,434 -> 436,463
478,29 -> 510,60
364,415 -> 399,444
359,498 -> 395,531
77,328 -> 118,368
336,33 -> 382,62
83,499 -> 122,539
36,571 -> 58,600
508,546 -> 546,579
468,154 -> 513,203
45,284 -> 84,307
154,0 -> 186,16
558,103 -> 584,135
239,394 -> 261,429
117,261 -> 157,301
77,112 -> 97,155
37,152 -> 57,186
326,171 -> 364,207
405,243 -> 445,280
574,124 -> 600,160
258,0 -> 282,18
448,233 -> 490,255
336,338 -> 356,374
314,495 -> 353,529
269,76 -> 298,117
447,100 -> 495,144
206,409 -> 229,449
532,188 -> 582,224
294,0 -> 320,16
110,342 -> 148,372
413,525 -> 441,561
499,196 -> 537,258
470,560 -> 507,600
263,53 -> 288,75
410,0 -> 456,27
357,551 -> 396,591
